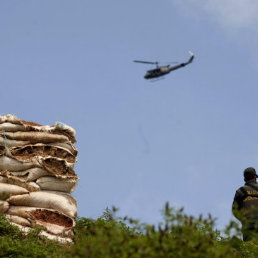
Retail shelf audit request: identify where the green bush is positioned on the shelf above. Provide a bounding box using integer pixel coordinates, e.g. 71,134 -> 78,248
0,214 -> 67,258
0,204 -> 258,257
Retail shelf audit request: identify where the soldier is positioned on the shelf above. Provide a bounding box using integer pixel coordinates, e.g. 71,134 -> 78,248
232,167 -> 258,241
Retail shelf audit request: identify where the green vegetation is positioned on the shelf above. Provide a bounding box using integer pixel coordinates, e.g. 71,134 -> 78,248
1,204 -> 258,257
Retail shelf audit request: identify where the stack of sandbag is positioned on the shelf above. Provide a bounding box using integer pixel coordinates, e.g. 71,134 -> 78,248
0,114 -> 79,243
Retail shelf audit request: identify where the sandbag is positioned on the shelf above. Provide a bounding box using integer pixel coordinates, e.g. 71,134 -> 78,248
0,200 -> 9,213
36,176 -> 78,192
6,168 -> 52,182
7,206 -> 75,226
4,167 -> 77,182
8,206 -> 75,236
40,231 -> 73,243
29,208 -> 75,228
0,137 -> 30,148
9,222 -> 31,233
0,114 -> 40,127
39,157 -> 76,177
0,139 -> 77,156
0,156 -> 36,171
32,125 -> 76,144
0,115 -> 76,142
0,174 -> 40,192
54,121 -> 76,139
0,122 -> 26,132
7,191 -> 77,218
0,183 -> 28,198
1,131 -> 69,144
31,220 -> 74,237
5,214 -> 31,227
0,114 -> 23,125
3,170 -> 30,180
7,222 -> 73,243
0,146 -> 5,155
50,123 -> 76,144
10,144 -> 76,163
34,122 -> 76,144
48,142 -> 78,156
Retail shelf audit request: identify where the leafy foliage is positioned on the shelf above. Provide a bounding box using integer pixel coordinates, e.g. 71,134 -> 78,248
1,204 -> 258,257
0,214 -> 66,258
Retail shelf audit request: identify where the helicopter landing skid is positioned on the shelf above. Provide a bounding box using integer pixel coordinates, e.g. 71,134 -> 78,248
150,76 -> 165,82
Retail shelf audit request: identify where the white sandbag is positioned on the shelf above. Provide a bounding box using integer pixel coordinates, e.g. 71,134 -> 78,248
0,200 -> 9,213
7,168 -> 52,182
8,206 -> 75,236
39,157 -> 76,178
0,137 -> 30,148
10,222 -> 69,243
1,113 -> 76,139
0,183 -> 28,198
36,176 -> 78,192
10,223 -> 73,243
4,170 -> 30,179
48,142 -> 78,156
5,214 -> 31,227
7,191 -> 77,218
6,212 -> 72,236
8,206 -> 75,226
0,122 -> 26,132
0,146 -> 4,155
40,231 -> 73,244
7,206 -> 38,218
9,222 -> 31,233
29,207 -> 75,228
8,222 -> 73,243
54,121 -> 76,141
50,122 -> 76,144
0,114 -> 23,125
0,156 -> 36,171
22,122 -> 76,144
4,167 -> 77,182
10,144 -> 76,163
31,220 -> 74,237
0,174 -> 40,192
0,138 -> 77,152
1,131 -> 69,144
0,114 -> 76,143
26,182 -> 40,192
35,122 -> 76,144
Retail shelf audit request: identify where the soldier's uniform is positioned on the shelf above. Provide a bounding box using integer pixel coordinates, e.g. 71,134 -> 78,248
232,168 -> 258,241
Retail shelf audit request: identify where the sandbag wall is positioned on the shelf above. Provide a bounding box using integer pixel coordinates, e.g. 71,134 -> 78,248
0,114 -> 79,243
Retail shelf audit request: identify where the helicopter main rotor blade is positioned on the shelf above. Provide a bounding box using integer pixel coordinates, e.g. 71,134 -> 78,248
133,60 -> 158,65
161,61 -> 179,65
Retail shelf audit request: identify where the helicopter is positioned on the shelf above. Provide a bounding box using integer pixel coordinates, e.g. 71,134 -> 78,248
134,51 -> 195,80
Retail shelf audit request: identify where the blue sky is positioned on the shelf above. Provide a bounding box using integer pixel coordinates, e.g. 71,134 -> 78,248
1,0 -> 258,230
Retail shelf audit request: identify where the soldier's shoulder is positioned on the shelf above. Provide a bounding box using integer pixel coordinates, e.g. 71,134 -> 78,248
235,186 -> 247,195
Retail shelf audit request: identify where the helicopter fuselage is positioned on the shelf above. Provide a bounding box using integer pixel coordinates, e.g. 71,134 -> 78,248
144,66 -> 169,79
144,63 -> 185,79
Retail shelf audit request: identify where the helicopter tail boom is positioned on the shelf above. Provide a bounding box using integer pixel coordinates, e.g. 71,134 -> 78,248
187,51 -> 194,64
